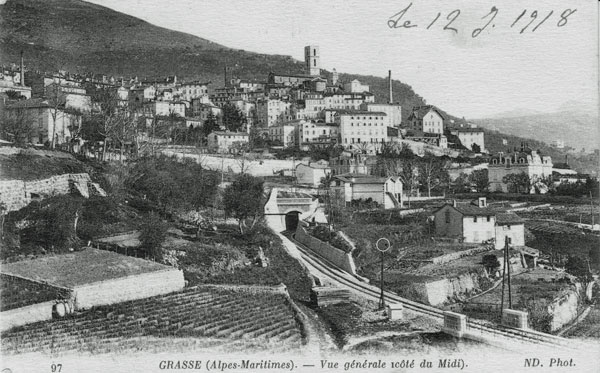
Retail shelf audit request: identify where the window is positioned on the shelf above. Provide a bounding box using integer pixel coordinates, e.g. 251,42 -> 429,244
445,210 -> 451,223
474,216 -> 478,223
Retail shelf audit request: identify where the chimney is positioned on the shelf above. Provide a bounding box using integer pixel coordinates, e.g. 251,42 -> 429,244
478,197 -> 487,208
20,50 -> 25,87
388,70 -> 393,104
453,200 -> 457,207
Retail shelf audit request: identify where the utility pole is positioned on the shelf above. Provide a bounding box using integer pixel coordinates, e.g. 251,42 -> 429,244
507,236 -> 512,309
500,236 -> 513,314
590,191 -> 595,227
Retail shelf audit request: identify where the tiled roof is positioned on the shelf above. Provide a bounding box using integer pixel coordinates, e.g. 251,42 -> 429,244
408,105 -> 446,120
337,110 -> 387,116
496,212 -> 525,224
452,127 -> 484,133
453,204 -> 499,216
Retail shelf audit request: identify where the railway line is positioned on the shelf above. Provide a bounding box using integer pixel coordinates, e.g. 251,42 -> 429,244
285,233 -> 586,350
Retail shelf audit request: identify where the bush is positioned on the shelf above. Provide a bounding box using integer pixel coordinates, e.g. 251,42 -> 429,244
11,195 -> 83,252
139,212 -> 168,261
309,225 -> 354,253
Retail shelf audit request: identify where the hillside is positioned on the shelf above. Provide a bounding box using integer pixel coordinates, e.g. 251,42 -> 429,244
473,110 -> 598,153
0,0 -> 424,114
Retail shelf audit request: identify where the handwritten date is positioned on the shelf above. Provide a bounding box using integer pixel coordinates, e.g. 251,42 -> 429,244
388,3 -> 576,37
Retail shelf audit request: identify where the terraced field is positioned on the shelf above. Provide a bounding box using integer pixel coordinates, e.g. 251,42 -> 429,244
1,286 -> 305,355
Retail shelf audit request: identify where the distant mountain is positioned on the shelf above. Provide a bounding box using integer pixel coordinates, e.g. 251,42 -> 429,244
0,0 -> 424,114
486,108 -> 545,119
473,108 -> 598,152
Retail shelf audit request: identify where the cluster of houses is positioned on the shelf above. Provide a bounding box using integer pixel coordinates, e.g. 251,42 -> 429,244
0,46 -> 488,156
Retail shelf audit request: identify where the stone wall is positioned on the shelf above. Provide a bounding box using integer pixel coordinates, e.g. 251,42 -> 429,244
548,290 -> 579,332
431,246 -> 492,265
0,300 -> 56,332
72,268 -> 185,310
413,271 -> 485,306
0,173 -> 106,212
295,226 -> 357,275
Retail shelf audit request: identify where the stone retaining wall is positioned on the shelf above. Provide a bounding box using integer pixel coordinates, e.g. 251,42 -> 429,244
0,173 -> 106,212
72,268 -> 185,310
548,290 -> 579,332
295,226 -> 357,275
431,246 -> 492,265
0,301 -> 56,332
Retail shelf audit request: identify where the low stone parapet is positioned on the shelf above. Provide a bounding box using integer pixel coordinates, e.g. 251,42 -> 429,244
442,311 -> 467,338
502,309 -> 529,330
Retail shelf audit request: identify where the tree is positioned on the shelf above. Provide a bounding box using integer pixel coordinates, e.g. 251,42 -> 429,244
471,143 -> 481,153
453,172 -> 471,193
482,254 -> 501,274
418,152 -> 449,197
46,84 -> 66,149
202,112 -> 219,139
0,106 -> 35,146
223,174 -> 264,233
470,169 -> 490,193
320,173 -> 335,229
503,172 -> 531,193
565,255 -> 593,291
221,103 -> 247,132
139,212 -> 168,262
399,158 -> 418,208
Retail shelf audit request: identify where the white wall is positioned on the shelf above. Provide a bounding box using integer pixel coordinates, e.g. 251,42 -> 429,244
72,269 -> 184,310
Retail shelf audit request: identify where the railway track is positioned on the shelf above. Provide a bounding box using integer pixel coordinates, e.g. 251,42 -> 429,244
286,233 -> 584,350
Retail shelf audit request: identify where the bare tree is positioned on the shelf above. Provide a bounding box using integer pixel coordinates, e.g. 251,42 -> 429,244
418,152 -> 449,197
46,84 -> 66,149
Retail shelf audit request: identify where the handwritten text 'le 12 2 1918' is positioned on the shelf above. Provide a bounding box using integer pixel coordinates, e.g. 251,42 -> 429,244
387,3 -> 577,38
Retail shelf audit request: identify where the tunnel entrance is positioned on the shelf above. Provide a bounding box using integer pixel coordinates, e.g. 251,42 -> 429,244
284,211 -> 301,232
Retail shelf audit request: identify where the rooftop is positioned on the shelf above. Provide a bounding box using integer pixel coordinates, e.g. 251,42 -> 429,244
0,249 -> 173,288
277,190 -> 314,199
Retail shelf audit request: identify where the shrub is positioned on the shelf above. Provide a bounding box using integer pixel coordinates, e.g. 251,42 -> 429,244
139,212 -> 168,262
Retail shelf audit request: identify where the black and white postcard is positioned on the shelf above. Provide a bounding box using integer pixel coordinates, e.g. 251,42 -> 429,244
0,0 -> 598,372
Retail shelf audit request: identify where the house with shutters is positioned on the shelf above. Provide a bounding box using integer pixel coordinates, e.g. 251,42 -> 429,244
331,173 -> 403,209
432,197 -> 525,250
407,105 -> 446,135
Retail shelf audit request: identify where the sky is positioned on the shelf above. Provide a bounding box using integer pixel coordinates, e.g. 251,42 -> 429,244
85,0 -> 598,119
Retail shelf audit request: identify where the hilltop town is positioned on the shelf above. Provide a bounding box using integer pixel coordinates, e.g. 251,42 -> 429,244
0,29 -> 599,365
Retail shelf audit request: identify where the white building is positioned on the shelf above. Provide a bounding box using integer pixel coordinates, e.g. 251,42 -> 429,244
450,127 -> 485,152
407,105 -> 445,134
143,100 -> 186,117
488,146 -> 553,193
130,85 -> 156,105
175,81 -> 209,101
256,98 -> 293,127
433,197 -> 525,250
332,174 -> 403,209
343,79 -> 370,93
268,123 -> 297,147
298,120 -> 339,148
207,131 -> 249,153
5,98 -> 82,145
336,110 -> 389,153
296,162 -> 331,187
361,103 -> 402,128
